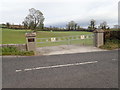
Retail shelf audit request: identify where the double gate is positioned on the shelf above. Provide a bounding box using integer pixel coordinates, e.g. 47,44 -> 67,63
36,34 -> 94,47
25,29 -> 105,53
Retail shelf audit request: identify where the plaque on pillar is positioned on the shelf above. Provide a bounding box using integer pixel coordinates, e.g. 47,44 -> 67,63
25,32 -> 36,52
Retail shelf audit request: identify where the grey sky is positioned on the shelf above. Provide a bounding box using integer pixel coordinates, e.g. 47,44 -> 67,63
0,0 -> 119,28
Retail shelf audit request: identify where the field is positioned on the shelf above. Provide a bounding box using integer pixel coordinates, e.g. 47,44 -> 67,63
2,29 -> 93,45
2,29 -> 28,44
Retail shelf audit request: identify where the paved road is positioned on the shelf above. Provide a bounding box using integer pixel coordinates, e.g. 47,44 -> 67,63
2,50 -> 118,88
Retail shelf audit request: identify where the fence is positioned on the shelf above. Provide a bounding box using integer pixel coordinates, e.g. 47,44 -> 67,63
36,34 -> 94,47
25,29 -> 104,53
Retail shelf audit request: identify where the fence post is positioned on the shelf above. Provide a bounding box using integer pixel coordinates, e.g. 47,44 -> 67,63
93,29 -> 104,47
25,32 -> 36,52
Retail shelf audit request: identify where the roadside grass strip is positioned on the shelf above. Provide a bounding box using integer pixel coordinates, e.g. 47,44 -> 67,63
16,61 -> 98,72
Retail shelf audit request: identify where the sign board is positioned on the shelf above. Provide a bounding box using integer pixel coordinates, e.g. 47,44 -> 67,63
51,38 -> 56,42
80,35 -> 85,39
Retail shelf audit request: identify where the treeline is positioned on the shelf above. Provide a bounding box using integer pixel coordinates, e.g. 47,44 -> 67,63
1,23 -> 25,29
42,27 -> 93,32
1,8 -> 119,32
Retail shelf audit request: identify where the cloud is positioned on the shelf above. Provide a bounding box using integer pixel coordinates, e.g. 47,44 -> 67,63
0,0 -> 119,28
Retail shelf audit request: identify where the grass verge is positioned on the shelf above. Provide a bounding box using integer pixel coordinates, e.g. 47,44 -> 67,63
1,47 -> 34,56
99,39 -> 120,50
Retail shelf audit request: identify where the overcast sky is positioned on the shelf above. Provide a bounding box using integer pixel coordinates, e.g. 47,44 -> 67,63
0,0 -> 119,28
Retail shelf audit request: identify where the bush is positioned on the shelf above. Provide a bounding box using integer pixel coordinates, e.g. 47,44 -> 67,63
104,31 -> 120,41
1,47 -> 34,56
17,51 -> 34,56
2,47 -> 18,53
100,39 -> 120,50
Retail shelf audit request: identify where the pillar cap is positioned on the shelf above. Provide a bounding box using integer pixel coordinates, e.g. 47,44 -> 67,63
25,32 -> 36,37
93,29 -> 104,33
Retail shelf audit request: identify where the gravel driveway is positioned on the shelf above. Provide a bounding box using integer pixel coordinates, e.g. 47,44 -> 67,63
36,45 -> 107,55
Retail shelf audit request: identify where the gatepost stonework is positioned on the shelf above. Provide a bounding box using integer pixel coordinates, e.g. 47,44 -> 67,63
25,32 -> 36,53
94,29 -> 104,47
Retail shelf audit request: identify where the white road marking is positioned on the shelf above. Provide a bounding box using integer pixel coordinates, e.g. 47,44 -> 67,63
16,70 -> 22,72
16,61 -> 98,72
112,59 -> 117,61
24,68 -> 33,71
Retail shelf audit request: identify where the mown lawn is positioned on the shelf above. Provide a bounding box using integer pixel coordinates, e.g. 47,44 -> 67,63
2,29 -> 30,44
2,29 -> 92,44
36,31 -> 92,38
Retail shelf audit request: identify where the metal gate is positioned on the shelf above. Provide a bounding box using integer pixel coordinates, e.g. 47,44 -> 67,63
36,34 -> 94,47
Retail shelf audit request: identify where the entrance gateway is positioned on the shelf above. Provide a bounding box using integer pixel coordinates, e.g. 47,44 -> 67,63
25,29 -> 104,55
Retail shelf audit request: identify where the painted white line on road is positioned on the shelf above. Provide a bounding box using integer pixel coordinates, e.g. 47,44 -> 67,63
24,68 -> 33,71
16,61 -> 98,72
112,59 -> 117,61
16,70 -> 22,72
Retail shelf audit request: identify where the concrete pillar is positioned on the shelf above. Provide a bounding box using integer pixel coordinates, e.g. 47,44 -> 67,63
93,29 -> 104,47
25,32 -> 36,52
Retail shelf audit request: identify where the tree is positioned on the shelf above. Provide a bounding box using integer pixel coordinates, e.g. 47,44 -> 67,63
22,21 -> 28,29
77,25 -> 81,30
67,21 -> 77,30
89,19 -> 96,30
6,22 -> 10,28
23,8 -> 45,31
99,21 -> 109,30
29,21 -> 35,29
37,22 -> 44,29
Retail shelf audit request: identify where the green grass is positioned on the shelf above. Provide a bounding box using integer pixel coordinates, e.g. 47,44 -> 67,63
99,39 -> 120,50
37,39 -> 93,47
1,46 -> 34,56
2,28 -> 120,49
2,28 -> 92,44
36,31 -> 92,38
2,29 -> 31,44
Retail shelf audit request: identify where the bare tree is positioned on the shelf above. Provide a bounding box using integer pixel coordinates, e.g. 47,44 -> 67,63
23,8 -> 45,31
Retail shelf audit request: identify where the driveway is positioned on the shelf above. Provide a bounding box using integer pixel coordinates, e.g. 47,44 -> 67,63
36,45 -> 107,55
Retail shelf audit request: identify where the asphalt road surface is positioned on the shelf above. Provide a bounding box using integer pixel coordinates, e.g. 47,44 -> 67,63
2,50 -> 118,88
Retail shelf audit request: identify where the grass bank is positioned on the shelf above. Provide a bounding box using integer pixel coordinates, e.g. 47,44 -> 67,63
99,39 -> 120,50
1,47 -> 34,56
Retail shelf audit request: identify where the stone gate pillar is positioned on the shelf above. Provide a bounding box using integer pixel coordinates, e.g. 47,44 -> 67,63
93,29 -> 104,47
25,32 -> 36,52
